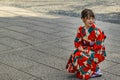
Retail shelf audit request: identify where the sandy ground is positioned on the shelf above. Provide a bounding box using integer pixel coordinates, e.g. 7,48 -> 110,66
0,0 -> 120,24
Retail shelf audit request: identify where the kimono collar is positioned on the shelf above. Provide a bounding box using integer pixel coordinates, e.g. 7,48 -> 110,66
88,23 -> 96,33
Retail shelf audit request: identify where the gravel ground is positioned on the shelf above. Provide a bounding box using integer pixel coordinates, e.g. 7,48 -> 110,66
0,0 -> 120,24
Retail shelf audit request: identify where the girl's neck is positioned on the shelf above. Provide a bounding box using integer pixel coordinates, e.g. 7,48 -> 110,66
85,25 -> 91,29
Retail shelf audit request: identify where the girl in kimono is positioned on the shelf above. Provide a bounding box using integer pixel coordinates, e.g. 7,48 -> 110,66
66,9 -> 106,80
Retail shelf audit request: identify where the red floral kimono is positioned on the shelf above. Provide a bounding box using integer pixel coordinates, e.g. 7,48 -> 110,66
66,24 -> 106,80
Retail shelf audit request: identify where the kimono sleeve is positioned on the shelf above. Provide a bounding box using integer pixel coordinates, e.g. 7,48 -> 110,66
74,26 -> 82,48
93,28 -> 106,52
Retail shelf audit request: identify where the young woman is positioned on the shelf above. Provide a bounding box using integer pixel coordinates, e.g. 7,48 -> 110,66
66,9 -> 106,80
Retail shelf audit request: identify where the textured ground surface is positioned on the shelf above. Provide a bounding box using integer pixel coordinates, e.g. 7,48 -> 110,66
0,6 -> 119,80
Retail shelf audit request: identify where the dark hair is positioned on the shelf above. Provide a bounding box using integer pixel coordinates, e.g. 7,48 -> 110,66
81,9 -> 95,19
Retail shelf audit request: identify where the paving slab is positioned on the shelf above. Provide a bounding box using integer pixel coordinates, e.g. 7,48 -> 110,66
9,48 -> 66,71
51,31 -> 74,38
31,42 -> 72,59
90,71 -> 120,80
26,25 -> 59,34
105,52 -> 120,64
21,37 -> 45,46
0,30 -> 32,40
0,37 -> 30,48
103,64 -> 120,76
26,30 -> 61,41
0,28 -> 9,38
0,53 -> 64,80
99,60 -> 118,70
5,26 -> 33,33
104,64 -> 120,77
0,44 -> 12,52
0,64 -> 39,80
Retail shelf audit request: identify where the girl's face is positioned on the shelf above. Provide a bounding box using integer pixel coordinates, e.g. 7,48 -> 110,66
82,17 -> 95,27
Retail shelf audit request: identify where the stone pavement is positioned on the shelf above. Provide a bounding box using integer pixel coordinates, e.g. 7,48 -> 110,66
0,6 -> 120,80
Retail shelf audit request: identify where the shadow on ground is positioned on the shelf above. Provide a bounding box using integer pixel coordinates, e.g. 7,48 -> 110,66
49,11 -> 120,24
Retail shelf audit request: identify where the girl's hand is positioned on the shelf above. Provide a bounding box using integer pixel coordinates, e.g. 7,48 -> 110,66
78,46 -> 88,53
